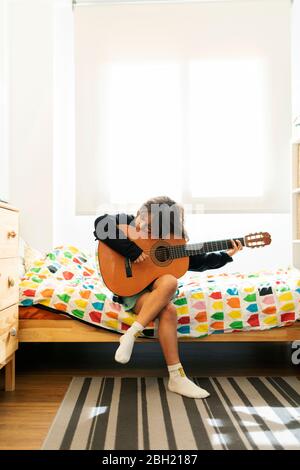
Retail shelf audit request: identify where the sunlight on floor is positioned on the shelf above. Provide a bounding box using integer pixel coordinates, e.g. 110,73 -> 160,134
90,406 -> 109,418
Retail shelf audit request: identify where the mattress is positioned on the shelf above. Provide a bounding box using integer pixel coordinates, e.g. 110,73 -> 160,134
19,305 -> 69,320
19,245 -> 300,339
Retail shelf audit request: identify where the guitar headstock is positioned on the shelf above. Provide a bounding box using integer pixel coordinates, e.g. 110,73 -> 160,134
245,232 -> 272,248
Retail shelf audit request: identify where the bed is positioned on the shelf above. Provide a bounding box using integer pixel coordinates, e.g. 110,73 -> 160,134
18,306 -> 300,343
18,244 -> 300,343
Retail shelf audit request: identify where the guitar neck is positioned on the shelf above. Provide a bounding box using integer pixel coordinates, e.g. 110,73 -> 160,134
170,237 -> 245,259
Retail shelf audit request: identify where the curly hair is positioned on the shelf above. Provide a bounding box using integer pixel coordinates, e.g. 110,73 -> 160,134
137,196 -> 189,241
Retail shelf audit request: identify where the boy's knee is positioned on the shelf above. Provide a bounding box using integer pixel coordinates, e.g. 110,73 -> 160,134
155,274 -> 178,294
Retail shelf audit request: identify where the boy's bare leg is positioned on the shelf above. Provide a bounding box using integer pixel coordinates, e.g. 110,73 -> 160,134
134,294 -> 180,366
114,274 -> 178,364
134,290 -> 210,399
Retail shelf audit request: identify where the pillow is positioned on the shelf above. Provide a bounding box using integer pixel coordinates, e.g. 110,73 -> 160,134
24,244 -> 45,272
18,237 -> 45,276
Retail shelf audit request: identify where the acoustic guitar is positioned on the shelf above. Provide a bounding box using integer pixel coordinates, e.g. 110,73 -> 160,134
97,224 -> 271,296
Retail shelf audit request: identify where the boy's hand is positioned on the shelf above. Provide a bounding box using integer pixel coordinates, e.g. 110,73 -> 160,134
133,252 -> 149,263
227,239 -> 243,257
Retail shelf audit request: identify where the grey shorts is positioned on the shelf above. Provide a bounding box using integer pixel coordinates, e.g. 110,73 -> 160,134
122,282 -> 154,312
122,281 -> 178,312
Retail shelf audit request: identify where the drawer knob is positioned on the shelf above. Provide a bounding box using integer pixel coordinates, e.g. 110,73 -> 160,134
8,277 -> 15,287
10,327 -> 17,337
7,230 -> 17,239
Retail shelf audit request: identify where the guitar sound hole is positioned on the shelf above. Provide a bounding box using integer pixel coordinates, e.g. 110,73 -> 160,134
155,246 -> 170,262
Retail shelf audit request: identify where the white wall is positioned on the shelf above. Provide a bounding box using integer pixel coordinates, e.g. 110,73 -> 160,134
8,0 -> 54,251
0,0 -> 9,202
292,0 -> 300,124
5,0 -> 293,273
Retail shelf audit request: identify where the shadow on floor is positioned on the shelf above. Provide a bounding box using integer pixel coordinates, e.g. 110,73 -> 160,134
15,341 -> 299,376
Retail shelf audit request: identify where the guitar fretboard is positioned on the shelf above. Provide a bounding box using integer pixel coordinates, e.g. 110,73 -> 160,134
169,237 -> 245,259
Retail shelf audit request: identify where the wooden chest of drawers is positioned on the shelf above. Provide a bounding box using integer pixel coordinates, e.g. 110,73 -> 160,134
0,202 -> 19,391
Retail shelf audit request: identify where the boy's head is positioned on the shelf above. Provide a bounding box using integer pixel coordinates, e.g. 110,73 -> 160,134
135,196 -> 188,240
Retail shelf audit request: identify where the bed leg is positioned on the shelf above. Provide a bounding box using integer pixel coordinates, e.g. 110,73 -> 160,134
5,354 -> 15,391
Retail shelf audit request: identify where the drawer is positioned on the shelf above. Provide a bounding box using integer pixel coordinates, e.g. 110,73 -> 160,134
0,258 -> 19,310
0,207 -> 19,258
0,304 -> 18,366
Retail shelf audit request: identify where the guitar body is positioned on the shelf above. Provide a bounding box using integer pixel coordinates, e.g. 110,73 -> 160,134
97,224 -> 189,296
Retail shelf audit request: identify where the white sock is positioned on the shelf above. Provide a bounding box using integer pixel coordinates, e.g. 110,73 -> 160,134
114,321 -> 145,364
167,363 -> 210,399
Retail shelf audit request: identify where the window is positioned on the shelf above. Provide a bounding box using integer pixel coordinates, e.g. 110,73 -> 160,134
188,58 -> 265,199
75,0 -> 291,214
105,62 -> 183,205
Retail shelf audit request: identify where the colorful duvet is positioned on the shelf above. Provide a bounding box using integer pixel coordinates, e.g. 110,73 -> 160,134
19,245 -> 300,338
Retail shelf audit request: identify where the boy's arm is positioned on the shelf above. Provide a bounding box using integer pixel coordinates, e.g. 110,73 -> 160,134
93,213 -> 143,261
188,251 -> 233,272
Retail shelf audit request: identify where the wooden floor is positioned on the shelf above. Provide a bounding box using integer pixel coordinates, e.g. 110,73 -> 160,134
0,341 -> 299,450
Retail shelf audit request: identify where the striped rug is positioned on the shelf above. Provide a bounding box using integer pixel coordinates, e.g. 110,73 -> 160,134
42,376 -> 300,450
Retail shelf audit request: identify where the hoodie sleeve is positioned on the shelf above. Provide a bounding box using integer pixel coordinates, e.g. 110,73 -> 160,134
188,251 -> 233,272
93,213 -> 143,262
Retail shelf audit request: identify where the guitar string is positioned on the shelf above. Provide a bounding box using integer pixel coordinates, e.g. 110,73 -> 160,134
133,238 -> 244,249
137,238 -> 246,258
140,240 -> 245,251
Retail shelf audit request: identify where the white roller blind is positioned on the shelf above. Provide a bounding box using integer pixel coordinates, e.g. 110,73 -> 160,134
74,0 -> 291,214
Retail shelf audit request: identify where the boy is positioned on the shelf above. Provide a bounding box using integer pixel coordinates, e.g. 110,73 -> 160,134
94,196 -> 242,399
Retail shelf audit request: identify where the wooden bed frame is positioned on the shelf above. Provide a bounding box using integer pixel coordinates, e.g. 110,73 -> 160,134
18,318 -> 300,343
